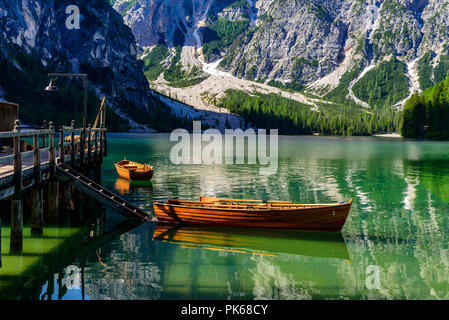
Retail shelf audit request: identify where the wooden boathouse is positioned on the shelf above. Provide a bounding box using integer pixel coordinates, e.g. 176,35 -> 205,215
0,101 -> 154,253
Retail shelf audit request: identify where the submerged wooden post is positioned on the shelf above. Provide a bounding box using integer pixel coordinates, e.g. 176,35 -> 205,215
11,120 -> 23,251
48,122 -> 59,218
31,134 -> 43,233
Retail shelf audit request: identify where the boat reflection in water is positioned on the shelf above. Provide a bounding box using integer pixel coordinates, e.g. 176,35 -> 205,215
114,178 -> 153,195
153,223 -> 349,261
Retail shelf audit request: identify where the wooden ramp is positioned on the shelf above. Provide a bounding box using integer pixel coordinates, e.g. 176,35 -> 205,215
56,165 -> 156,222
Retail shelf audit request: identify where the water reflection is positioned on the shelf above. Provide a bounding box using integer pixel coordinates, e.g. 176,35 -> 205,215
114,178 -> 154,195
153,224 -> 349,260
0,212 -> 143,300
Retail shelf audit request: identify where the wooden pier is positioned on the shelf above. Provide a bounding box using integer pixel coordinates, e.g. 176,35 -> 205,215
0,111 -> 153,252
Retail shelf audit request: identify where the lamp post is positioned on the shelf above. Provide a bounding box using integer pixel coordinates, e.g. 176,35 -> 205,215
45,73 -> 88,131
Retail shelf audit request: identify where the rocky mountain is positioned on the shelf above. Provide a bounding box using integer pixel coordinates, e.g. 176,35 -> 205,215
0,0 -> 157,130
111,0 -> 449,109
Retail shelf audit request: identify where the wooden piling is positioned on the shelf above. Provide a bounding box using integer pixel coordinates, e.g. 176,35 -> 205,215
31,188 -> 43,233
10,120 -> 23,251
46,122 -> 59,218
31,134 -> 43,233
60,181 -> 72,211
47,179 -> 59,219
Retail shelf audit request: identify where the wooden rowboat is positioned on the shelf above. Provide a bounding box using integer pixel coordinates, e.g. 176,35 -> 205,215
153,197 -> 353,232
114,160 -> 153,181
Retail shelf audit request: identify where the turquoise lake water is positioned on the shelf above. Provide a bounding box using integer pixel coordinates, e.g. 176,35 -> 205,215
2,133 -> 449,299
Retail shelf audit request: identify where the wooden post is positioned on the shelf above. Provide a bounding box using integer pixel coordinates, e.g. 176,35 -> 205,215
11,120 -> 23,251
33,134 -> 41,185
87,124 -> 92,166
99,124 -> 104,163
80,129 -> 85,168
47,179 -> 59,219
102,106 -> 107,157
48,122 -> 59,218
71,120 -> 75,166
42,120 -> 47,148
94,129 -> 98,164
59,126 -> 65,165
60,181 -> 72,211
13,120 -> 22,194
104,130 -> 108,158
31,134 -> 43,234
49,122 -> 55,176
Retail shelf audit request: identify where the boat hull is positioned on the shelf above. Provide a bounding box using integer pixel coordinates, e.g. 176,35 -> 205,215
114,162 -> 153,181
153,200 -> 352,232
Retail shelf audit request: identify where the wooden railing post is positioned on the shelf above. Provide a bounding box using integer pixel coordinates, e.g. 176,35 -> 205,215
94,129 -> 98,163
42,120 -> 47,148
31,134 -> 43,234
11,120 -> 23,251
33,135 -> 41,184
80,129 -> 85,167
104,128 -> 108,157
71,120 -> 75,166
59,126 -> 65,165
99,124 -> 104,163
87,124 -> 92,166
103,105 -> 107,157
13,120 -> 22,193
48,121 -> 55,176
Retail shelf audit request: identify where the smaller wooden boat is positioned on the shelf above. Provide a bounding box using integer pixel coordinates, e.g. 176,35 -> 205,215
153,197 -> 353,232
114,160 -> 153,181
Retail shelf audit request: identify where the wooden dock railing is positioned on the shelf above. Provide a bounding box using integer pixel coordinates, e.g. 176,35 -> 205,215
0,120 -> 55,195
58,121 -> 107,168
0,116 -> 109,250
0,119 -> 107,200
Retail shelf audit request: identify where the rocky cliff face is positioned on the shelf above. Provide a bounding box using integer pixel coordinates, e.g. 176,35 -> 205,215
0,0 -> 152,117
111,0 -> 449,108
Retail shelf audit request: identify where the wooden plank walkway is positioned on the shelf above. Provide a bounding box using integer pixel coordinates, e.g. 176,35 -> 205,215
0,148 -> 50,179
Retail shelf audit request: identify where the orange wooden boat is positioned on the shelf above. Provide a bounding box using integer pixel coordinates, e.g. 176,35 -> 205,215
114,160 -> 153,181
153,197 -> 353,232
